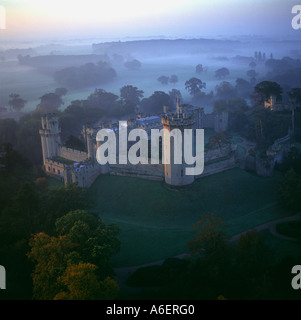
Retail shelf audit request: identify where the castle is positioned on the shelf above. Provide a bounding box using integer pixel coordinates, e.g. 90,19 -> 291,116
39,104 -> 236,187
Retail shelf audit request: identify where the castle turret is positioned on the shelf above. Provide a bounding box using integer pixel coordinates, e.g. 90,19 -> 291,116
214,111 -> 228,133
86,127 -> 96,162
161,109 -> 195,186
39,114 -> 61,166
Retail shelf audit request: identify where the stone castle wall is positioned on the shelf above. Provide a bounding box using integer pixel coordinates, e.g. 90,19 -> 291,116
65,162 -> 108,187
60,146 -> 88,163
109,163 -> 164,181
107,144 -> 236,181
44,159 -> 65,182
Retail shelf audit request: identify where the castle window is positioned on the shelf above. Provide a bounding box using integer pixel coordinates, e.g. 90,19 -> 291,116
58,170 -> 60,175
53,168 -> 56,173
48,166 -> 51,171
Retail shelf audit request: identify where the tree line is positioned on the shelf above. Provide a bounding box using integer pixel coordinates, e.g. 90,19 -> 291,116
0,143 -> 121,299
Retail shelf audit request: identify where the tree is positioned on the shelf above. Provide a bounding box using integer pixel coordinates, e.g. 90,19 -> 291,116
55,87 -> 68,97
8,93 -> 26,112
253,81 -> 283,105
215,81 -> 235,99
227,98 -> 248,113
54,263 -> 119,300
235,78 -> 253,98
213,99 -> 228,113
27,232 -> 73,299
215,67 -> 230,79
37,93 -> 63,112
0,182 -> 41,240
54,63 -> 116,89
87,89 -> 119,112
169,74 -> 178,84
236,231 -> 272,281
124,59 -> 141,70
157,75 -> 169,85
249,61 -> 257,69
44,183 -> 89,228
187,213 -> 228,257
120,85 -> 144,106
17,118 -> 43,164
169,89 -> 182,109
195,64 -> 204,74
28,210 -> 121,300
54,210 -> 121,277
246,69 -> 258,79
65,135 -> 86,152
139,91 -> 171,114
288,88 -> 301,106
277,169 -> 301,212
0,118 -> 19,145
185,77 -> 206,97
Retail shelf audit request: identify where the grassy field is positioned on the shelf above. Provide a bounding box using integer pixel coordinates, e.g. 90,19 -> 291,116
88,168 -> 288,267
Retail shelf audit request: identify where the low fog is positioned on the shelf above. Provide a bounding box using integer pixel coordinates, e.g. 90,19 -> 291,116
0,36 -> 301,117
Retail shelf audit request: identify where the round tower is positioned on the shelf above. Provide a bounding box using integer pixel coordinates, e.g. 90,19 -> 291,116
161,108 -> 195,186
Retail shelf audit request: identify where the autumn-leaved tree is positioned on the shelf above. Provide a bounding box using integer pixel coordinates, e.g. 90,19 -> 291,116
54,263 -> 119,300
187,213 -> 228,257
27,232 -> 73,300
28,210 -> 121,300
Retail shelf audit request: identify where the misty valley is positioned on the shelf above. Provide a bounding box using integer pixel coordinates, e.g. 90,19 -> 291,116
1,35 -> 301,301
1,37 -> 300,116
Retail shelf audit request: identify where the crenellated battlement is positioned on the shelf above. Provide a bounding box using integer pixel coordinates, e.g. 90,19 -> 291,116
39,104 -> 233,188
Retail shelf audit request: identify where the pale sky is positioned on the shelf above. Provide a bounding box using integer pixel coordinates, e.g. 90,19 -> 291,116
0,0 -> 299,42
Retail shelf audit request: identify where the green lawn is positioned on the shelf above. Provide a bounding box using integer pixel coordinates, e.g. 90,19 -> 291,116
88,168 -> 288,267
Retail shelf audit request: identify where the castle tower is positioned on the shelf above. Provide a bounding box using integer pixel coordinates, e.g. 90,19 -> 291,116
86,127 -> 96,162
39,114 -> 61,165
214,111 -> 228,133
161,110 -> 195,186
